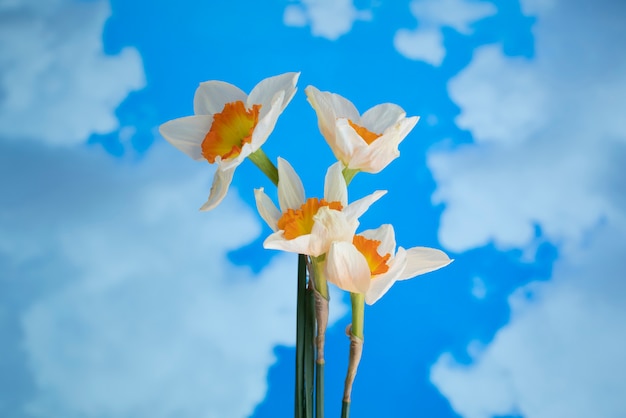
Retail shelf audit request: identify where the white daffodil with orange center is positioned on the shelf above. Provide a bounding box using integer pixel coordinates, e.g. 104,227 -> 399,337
325,224 -> 452,303
305,85 -> 419,174
159,72 -> 299,211
254,158 -> 386,257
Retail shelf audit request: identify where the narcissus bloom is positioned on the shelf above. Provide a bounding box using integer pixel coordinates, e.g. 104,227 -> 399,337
159,72 -> 299,211
325,224 -> 452,303
255,158 -> 386,257
305,86 -> 419,174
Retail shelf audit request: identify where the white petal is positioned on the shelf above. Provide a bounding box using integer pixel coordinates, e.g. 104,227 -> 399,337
365,275 -> 396,305
377,116 -> 419,150
248,72 -> 300,110
250,90 -> 285,150
264,232 -> 313,255
305,86 -> 359,120
365,247 -> 407,305
277,157 -> 305,211
158,115 -> 212,161
305,86 -> 360,164
347,116 -> 419,173
397,247 -> 453,281
360,103 -> 406,133
343,190 -> 387,221
324,161 -> 348,206
325,242 -> 371,294
389,115 -> 419,140
347,139 -> 398,173
310,207 -> 358,256
325,91 -> 360,120
199,165 -> 236,211
359,224 -> 396,256
194,80 -> 247,115
334,118 -> 364,162
254,188 -> 281,231
305,85 -> 339,147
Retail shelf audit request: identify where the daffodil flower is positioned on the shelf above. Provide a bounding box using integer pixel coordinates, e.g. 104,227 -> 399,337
254,158 -> 386,257
325,224 -> 452,303
159,72 -> 300,211
305,86 -> 419,174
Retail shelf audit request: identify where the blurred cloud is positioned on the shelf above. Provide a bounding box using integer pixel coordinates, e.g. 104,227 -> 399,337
428,0 -> 626,415
0,0 -> 145,145
431,225 -> 626,418
1,139 -> 348,417
283,0 -> 372,40
0,141 -> 275,417
429,0 -> 626,253
394,0 -> 496,66
519,0 -> 557,15
0,1 -> 351,416
448,47 -> 547,146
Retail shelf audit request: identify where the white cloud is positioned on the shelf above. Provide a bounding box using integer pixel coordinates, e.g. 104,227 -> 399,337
0,140 -> 346,417
428,0 -> 626,415
428,119 -> 613,252
0,0 -> 145,145
519,0 -> 557,16
394,0 -> 496,65
0,0 -> 348,407
408,0 -> 497,34
429,0 -> 626,252
470,276 -> 487,299
394,27 -> 444,66
283,0 -> 372,41
284,4 -> 309,27
431,225 -> 626,418
448,48 -> 548,145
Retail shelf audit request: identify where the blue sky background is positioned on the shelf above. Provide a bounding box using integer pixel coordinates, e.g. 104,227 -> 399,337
1,0 -> 625,417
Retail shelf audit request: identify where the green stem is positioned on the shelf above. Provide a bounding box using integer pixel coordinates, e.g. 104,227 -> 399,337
341,167 -> 359,186
310,256 -> 329,300
341,401 -> 350,418
341,293 -> 365,418
304,278 -> 315,418
295,254 -> 314,418
309,257 -> 329,418
316,362 -> 324,418
350,293 -> 364,339
295,254 -> 306,418
248,148 -> 279,186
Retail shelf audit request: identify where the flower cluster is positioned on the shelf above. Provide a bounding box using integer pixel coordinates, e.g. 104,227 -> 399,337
159,72 -> 451,303
159,72 -> 452,415
159,72 -> 298,210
